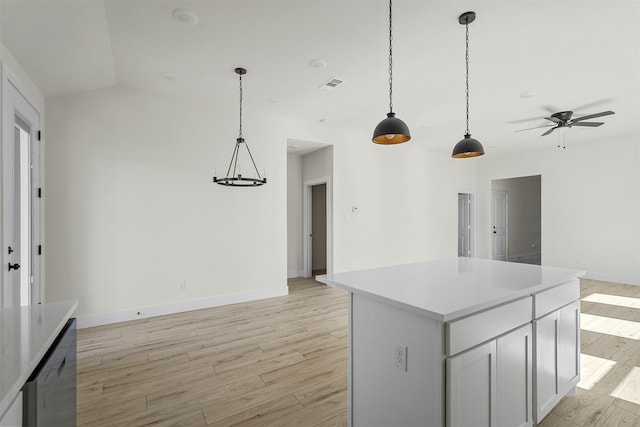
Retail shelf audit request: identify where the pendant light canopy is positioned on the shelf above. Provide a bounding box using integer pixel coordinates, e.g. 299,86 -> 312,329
213,68 -> 267,186
372,0 -> 410,145
452,11 -> 485,158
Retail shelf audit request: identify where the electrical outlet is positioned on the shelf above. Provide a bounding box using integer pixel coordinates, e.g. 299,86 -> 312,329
179,281 -> 186,291
393,342 -> 407,371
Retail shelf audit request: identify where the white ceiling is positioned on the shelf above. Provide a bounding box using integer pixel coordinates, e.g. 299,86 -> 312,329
2,0 -> 639,155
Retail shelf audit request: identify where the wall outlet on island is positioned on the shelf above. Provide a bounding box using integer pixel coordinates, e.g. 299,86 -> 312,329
393,342 -> 407,372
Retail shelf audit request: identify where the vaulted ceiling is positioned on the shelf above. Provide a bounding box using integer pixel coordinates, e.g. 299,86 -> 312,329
2,1 -> 639,154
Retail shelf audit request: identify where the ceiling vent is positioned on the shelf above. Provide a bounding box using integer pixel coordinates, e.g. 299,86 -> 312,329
319,77 -> 345,90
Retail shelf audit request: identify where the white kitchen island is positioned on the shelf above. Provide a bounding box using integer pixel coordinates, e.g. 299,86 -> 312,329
318,258 -> 584,427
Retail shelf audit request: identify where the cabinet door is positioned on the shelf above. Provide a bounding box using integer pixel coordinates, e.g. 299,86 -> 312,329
534,300 -> 580,423
534,310 -> 559,422
558,301 -> 580,391
447,340 -> 497,427
497,324 -> 532,427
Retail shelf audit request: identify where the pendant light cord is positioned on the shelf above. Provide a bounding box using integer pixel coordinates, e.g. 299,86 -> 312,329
464,20 -> 470,136
388,0 -> 393,113
238,73 -> 243,139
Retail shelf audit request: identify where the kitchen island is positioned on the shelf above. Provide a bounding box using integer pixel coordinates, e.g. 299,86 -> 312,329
0,300 -> 78,426
318,258 -> 584,427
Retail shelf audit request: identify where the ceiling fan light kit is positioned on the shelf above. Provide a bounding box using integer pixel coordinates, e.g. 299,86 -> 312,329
213,68 -> 267,187
452,11 -> 485,159
372,0 -> 411,145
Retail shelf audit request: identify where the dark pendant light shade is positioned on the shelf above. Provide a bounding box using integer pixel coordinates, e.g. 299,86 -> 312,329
452,134 -> 485,158
373,113 -> 411,144
372,0 -> 410,145
213,68 -> 267,187
452,11 -> 485,158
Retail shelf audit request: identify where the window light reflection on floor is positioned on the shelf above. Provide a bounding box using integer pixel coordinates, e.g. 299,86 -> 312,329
583,293 -> 640,310
610,366 -> 640,405
580,313 -> 640,340
578,353 -> 617,391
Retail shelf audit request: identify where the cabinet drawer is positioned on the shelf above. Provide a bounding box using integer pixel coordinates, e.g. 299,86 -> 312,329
533,279 -> 579,319
446,297 -> 532,356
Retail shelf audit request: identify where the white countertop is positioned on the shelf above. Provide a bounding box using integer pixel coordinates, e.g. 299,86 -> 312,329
318,258 -> 584,322
0,300 -> 78,419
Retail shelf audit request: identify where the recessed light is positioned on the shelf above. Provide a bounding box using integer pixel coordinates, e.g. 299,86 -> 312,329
172,9 -> 199,26
308,59 -> 328,69
266,98 -> 280,104
161,72 -> 180,81
519,91 -> 536,98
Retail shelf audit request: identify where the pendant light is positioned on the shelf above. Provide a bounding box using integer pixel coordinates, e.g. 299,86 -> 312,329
452,12 -> 485,158
213,68 -> 267,186
372,0 -> 411,145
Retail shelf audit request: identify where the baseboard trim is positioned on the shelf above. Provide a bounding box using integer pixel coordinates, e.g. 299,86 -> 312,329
288,269 -> 304,279
76,287 -> 288,329
582,271 -> 640,287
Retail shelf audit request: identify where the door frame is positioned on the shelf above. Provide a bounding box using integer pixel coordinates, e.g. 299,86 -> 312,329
457,190 -> 476,258
303,176 -> 332,278
2,63 -> 44,307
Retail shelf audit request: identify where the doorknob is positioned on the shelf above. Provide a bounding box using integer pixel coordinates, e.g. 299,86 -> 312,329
493,231 -> 497,234
8,263 -> 20,271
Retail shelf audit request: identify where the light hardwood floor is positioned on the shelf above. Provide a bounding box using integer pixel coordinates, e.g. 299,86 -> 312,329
77,278 -> 640,426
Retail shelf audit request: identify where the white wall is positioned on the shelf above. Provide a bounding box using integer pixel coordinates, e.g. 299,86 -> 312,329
477,134 -> 640,284
45,85 -> 294,322
332,139 -> 478,272
302,146 -> 333,182
286,153 -> 302,277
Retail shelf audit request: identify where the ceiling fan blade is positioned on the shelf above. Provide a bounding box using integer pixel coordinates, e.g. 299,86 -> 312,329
544,116 -> 561,123
572,98 -> 613,113
571,121 -> 604,127
514,124 -> 555,133
541,127 -> 557,136
572,111 -> 615,122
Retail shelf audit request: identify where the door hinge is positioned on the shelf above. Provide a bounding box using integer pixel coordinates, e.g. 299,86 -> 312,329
38,245 -> 42,255
37,188 -> 42,198
37,130 -> 41,141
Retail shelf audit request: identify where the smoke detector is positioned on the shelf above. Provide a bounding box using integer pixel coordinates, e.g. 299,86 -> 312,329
172,9 -> 199,26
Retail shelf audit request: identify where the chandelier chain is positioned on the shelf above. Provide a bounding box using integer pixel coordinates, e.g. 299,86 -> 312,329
465,20 -> 470,135
238,73 -> 243,139
388,0 -> 393,113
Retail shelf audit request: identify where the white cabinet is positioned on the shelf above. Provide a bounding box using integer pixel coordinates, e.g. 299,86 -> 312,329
497,324 -> 533,427
534,300 -> 580,423
447,340 -> 496,427
447,324 -> 532,427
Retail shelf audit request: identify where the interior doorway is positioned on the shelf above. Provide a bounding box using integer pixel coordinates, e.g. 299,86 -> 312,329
2,65 -> 43,307
457,192 -> 475,257
491,175 -> 542,265
303,177 -> 332,278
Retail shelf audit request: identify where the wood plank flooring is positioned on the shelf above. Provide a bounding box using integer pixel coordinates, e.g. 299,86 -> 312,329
78,277 -> 640,426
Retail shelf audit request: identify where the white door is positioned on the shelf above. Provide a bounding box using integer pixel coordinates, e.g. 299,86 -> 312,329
458,193 -> 472,257
3,70 -> 42,307
497,324 -> 533,427
447,340 -> 497,427
492,190 -> 507,261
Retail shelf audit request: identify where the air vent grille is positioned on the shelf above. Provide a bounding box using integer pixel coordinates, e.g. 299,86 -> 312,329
319,77 -> 345,90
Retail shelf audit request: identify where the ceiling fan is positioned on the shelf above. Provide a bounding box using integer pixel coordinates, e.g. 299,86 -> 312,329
514,110 -> 615,136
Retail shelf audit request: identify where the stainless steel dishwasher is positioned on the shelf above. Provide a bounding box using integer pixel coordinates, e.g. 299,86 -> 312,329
23,318 -> 77,427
